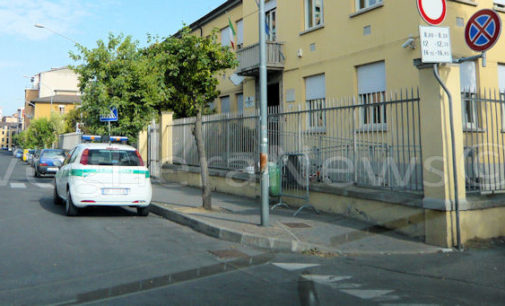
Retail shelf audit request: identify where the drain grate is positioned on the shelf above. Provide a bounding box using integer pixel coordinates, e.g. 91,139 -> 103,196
283,222 -> 311,228
209,249 -> 248,259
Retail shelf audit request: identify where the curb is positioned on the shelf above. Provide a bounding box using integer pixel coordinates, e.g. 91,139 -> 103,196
150,202 -> 447,256
150,203 -> 324,253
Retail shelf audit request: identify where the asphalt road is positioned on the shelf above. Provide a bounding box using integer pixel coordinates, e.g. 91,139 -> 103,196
0,151 -> 503,305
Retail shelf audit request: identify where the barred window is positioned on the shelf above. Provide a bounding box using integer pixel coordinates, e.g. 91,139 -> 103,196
356,0 -> 382,11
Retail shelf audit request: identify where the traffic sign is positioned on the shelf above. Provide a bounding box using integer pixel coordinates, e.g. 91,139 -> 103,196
420,26 -> 452,63
100,107 -> 118,122
465,9 -> 501,52
417,0 -> 447,26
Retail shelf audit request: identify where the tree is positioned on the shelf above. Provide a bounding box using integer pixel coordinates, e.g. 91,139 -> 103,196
24,118 -> 58,148
146,27 -> 238,210
70,33 -> 166,144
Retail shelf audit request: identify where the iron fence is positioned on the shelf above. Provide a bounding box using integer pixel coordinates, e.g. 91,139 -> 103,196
463,89 -> 505,194
170,88 -> 423,192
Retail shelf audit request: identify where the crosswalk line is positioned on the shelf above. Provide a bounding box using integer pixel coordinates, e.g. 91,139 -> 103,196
340,289 -> 395,300
10,183 -> 26,189
272,263 -> 320,271
301,275 -> 352,284
34,183 -> 53,189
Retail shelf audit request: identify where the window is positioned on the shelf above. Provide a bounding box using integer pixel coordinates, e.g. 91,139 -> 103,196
221,96 -> 230,114
221,27 -> 231,48
460,61 -> 478,130
58,105 -> 65,115
266,9 -> 277,41
356,0 -> 382,11
236,19 -> 244,49
498,64 -> 505,127
305,74 -> 326,131
305,0 -> 324,30
495,0 -> 505,8
357,61 -> 386,127
236,93 -> 244,114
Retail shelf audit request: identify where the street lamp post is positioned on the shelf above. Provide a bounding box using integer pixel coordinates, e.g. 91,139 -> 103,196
34,24 -> 79,45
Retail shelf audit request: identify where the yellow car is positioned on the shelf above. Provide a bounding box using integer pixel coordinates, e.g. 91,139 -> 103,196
22,149 -> 30,162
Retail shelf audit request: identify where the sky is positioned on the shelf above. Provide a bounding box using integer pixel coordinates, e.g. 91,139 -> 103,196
0,0 -> 225,117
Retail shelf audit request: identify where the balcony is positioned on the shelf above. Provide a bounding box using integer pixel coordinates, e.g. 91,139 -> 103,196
236,42 -> 285,76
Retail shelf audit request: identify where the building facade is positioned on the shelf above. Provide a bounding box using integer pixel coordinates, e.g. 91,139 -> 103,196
24,67 -> 81,128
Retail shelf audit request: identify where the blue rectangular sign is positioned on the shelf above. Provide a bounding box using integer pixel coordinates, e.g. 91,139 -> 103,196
100,107 -> 118,122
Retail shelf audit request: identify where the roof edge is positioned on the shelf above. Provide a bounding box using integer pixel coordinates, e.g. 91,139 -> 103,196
186,0 -> 242,34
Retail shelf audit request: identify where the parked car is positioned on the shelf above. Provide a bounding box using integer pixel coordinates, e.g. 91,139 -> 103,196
34,149 -> 66,177
54,142 -> 151,216
30,149 -> 42,167
26,149 -> 36,164
14,149 -> 23,159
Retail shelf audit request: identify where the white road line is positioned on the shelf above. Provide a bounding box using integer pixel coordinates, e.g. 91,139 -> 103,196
340,289 -> 395,300
301,275 -> 352,284
10,183 -> 26,189
34,183 -> 53,189
271,263 -> 320,271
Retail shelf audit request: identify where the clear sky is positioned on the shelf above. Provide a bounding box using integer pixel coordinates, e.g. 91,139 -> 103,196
0,0 -> 226,117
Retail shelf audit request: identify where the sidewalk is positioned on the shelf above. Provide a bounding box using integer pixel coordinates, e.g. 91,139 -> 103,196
150,182 -> 446,255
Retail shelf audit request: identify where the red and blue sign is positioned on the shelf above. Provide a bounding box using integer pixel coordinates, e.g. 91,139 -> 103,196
465,9 -> 502,52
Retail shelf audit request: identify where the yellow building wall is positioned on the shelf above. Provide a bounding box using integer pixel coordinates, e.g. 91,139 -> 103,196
33,103 -> 78,120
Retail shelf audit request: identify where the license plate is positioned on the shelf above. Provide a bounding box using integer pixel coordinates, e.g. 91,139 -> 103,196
102,188 -> 129,195
48,167 -> 59,172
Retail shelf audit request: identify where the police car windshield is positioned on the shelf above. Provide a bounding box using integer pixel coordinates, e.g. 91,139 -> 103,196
87,149 -> 141,166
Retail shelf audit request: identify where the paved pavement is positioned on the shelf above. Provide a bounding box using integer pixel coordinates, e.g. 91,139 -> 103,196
151,182 -> 444,255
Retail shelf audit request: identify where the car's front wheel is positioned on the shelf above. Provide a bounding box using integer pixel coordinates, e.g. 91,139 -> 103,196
65,189 -> 78,216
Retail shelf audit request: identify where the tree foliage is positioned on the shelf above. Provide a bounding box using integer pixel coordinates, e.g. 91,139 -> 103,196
17,116 -> 60,149
70,34 -> 166,143
145,27 -> 238,118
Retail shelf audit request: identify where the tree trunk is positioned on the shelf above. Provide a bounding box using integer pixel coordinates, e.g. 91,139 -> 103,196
194,109 -> 212,210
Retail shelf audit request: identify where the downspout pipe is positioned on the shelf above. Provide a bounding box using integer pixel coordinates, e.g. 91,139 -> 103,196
433,64 -> 463,251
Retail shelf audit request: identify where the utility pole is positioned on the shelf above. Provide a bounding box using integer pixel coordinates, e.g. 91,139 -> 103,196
259,0 -> 269,226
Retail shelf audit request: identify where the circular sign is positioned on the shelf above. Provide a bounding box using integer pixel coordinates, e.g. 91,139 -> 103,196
417,0 -> 447,25
465,9 -> 502,52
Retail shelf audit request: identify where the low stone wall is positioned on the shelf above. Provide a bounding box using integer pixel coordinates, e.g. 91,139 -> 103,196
161,164 -> 505,247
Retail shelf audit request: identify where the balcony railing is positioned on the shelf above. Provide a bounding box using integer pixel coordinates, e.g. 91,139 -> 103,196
236,42 -> 285,76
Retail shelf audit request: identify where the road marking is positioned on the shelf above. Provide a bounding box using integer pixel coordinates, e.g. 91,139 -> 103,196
272,263 -> 320,271
10,183 -> 26,189
34,183 -> 53,189
301,275 -> 352,285
340,289 -> 395,300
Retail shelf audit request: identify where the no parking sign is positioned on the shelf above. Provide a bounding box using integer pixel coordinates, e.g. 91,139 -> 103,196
465,9 -> 502,52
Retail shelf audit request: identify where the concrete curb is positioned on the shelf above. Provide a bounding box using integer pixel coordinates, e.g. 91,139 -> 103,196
150,202 -> 447,256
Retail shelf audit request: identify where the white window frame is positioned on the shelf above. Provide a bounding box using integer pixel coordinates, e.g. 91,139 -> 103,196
356,0 -> 382,11
357,61 -> 387,129
236,19 -> 244,49
305,74 -> 326,132
495,0 -> 505,8
266,8 -> 277,41
221,26 -> 231,47
304,0 -> 324,30
460,61 -> 478,130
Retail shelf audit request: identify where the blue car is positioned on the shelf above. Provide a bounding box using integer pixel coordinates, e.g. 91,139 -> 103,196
14,149 -> 22,159
34,149 -> 66,177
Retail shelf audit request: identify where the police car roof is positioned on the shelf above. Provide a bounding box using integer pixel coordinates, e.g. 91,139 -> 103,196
76,143 -> 137,151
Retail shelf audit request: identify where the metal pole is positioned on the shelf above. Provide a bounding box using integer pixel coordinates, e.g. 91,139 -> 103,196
433,64 -> 463,251
259,0 -> 269,226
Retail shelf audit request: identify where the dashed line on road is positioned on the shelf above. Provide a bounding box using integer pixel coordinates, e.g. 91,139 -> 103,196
10,183 -> 26,189
34,183 -> 53,189
272,263 -> 321,271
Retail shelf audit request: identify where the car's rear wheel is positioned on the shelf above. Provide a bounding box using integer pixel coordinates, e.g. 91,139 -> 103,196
65,189 -> 78,216
53,184 -> 62,205
137,206 -> 149,217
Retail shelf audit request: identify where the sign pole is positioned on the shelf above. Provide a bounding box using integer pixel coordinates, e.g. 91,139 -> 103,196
259,0 -> 269,226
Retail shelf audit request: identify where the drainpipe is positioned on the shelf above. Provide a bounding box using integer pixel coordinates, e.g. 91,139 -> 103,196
433,64 -> 462,251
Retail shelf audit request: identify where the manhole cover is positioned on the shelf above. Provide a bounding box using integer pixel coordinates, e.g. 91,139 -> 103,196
209,249 -> 248,259
283,222 -> 311,228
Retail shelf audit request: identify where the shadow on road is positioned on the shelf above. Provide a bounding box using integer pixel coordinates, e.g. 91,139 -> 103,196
39,196 -> 138,217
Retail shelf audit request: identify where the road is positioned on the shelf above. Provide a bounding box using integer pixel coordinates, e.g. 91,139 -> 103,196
0,151 -> 503,305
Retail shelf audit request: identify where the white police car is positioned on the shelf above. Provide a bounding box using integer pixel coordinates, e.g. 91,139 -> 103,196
54,137 -> 152,217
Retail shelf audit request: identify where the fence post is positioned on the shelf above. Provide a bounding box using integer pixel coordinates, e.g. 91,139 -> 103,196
418,64 -> 466,247
160,112 -> 174,167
